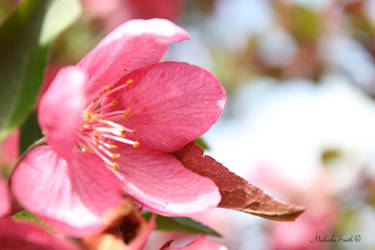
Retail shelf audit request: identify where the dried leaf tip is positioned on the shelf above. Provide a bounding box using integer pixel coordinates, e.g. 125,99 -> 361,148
174,142 -> 306,222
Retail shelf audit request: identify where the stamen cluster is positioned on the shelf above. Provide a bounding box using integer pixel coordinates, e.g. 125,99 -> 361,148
78,79 -> 139,170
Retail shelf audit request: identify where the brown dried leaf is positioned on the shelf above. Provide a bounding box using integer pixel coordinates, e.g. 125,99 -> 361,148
174,143 -> 305,221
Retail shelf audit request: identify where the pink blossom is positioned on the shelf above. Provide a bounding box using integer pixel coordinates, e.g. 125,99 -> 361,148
0,177 -> 11,217
0,129 -> 19,169
11,19 -> 225,237
0,218 -> 82,250
163,236 -> 227,250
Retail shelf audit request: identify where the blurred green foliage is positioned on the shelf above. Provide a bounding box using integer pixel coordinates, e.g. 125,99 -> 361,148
143,212 -> 221,236
288,5 -> 322,43
20,111 -> 42,155
0,0 -> 49,141
13,210 -> 45,228
0,0 -> 80,143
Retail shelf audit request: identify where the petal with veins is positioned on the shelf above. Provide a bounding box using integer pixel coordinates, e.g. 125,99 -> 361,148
78,18 -> 190,97
0,218 -> 82,250
38,66 -> 87,162
11,145 -> 123,237
106,62 -> 225,153
113,144 -> 221,216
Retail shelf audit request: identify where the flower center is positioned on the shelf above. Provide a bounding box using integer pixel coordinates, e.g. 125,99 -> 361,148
77,79 -> 138,171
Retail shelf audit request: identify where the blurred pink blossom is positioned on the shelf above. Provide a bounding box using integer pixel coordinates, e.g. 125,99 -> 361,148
0,177 -> 11,217
0,129 -> 19,169
11,19 -> 225,237
81,0 -> 183,30
127,0 -> 182,20
250,166 -> 338,250
0,218 -> 82,250
35,64 -> 62,108
269,205 -> 337,250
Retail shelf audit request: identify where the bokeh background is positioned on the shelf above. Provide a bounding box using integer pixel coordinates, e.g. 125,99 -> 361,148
1,0 -> 375,249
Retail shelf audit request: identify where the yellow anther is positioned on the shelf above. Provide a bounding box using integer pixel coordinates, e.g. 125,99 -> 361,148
108,144 -> 117,149
101,83 -> 114,94
112,153 -> 120,160
93,130 -> 100,136
91,115 -> 98,122
113,162 -> 120,171
131,129 -> 136,135
133,141 -> 140,148
84,110 -> 92,122
125,79 -> 134,86
85,111 -> 98,123
112,99 -> 118,105
123,108 -> 131,120
85,147 -> 94,153
119,130 -> 125,137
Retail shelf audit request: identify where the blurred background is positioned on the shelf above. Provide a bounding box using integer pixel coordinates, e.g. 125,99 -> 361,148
2,0 -> 375,249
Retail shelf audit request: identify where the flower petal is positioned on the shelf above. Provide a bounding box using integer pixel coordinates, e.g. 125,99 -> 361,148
163,236 -> 227,250
107,62 -> 226,152
0,218 -> 81,250
38,66 -> 87,162
77,18 -> 190,97
112,145 -> 221,216
11,145 -> 123,237
0,177 -> 11,217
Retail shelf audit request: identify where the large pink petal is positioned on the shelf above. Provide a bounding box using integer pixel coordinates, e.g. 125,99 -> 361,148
0,218 -> 82,250
38,66 -> 87,162
163,236 -> 227,250
77,18 -> 190,97
106,62 -> 226,152
112,145 -> 220,216
11,145 -> 123,237
0,177 -> 11,217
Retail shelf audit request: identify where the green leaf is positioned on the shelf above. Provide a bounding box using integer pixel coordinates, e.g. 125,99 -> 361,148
143,212 -> 221,237
289,5 -> 322,42
13,210 -> 44,226
194,137 -> 209,150
0,0 -> 81,141
39,0 -> 81,46
0,0 -> 48,140
321,148 -> 343,166
20,111 -> 42,155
